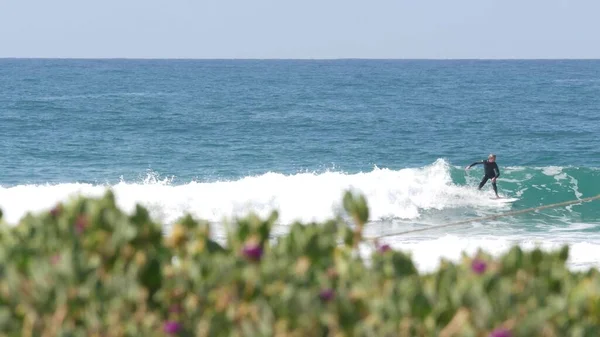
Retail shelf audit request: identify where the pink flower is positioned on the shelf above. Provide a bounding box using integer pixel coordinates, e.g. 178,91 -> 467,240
489,328 -> 511,337
50,205 -> 61,217
242,243 -> 263,261
74,215 -> 88,235
163,321 -> 181,334
471,258 -> 487,274
319,288 -> 335,302
378,244 -> 391,253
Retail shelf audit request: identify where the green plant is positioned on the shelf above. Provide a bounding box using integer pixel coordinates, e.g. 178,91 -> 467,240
0,190 -> 599,336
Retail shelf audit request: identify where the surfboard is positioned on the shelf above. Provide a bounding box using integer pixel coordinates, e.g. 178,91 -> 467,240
488,196 -> 519,203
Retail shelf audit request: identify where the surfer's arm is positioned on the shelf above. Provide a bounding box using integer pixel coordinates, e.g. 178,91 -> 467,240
465,161 -> 483,170
493,165 -> 500,178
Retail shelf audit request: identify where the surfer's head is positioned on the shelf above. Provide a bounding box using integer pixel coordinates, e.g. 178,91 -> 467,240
488,153 -> 496,162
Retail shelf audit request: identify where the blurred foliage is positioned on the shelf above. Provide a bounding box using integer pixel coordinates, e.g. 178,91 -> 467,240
0,190 -> 599,336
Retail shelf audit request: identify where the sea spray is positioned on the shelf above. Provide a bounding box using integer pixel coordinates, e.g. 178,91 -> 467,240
0,159 -> 509,225
1,159 -> 599,272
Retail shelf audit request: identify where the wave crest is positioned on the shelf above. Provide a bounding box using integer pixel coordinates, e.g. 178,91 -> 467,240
1,159 -> 598,226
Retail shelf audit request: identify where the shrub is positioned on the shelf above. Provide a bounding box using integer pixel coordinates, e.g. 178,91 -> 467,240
0,190 -> 599,336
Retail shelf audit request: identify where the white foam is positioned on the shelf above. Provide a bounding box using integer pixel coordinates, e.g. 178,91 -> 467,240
568,174 -> 583,199
500,166 -> 526,173
542,166 -> 563,176
0,159 -> 506,226
553,173 -> 568,181
548,222 -> 597,232
2,162 -> 599,273
377,234 -> 600,273
515,188 -> 528,197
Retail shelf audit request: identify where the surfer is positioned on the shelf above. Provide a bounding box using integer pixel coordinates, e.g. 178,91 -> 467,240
465,154 -> 500,198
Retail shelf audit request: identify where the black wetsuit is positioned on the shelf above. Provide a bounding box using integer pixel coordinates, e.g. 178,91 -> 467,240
467,160 -> 500,195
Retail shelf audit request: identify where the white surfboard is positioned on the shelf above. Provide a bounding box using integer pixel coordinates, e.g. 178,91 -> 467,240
488,196 -> 519,203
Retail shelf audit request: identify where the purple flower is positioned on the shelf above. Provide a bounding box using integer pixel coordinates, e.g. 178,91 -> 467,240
378,244 -> 391,253
74,215 -> 88,235
243,243 -> 263,261
319,288 -> 335,302
489,328 -> 511,337
163,321 -> 181,334
50,205 -> 61,218
471,258 -> 487,274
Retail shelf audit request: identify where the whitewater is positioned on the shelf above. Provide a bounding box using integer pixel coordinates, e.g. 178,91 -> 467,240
0,159 -> 517,225
2,59 -> 600,274
2,159 -> 599,272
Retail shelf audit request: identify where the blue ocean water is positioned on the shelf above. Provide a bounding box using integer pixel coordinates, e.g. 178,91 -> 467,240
1,59 -> 600,271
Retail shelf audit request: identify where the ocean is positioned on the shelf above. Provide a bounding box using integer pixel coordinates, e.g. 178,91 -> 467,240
1,59 -> 599,272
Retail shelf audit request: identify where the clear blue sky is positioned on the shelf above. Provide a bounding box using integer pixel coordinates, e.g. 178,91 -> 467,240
1,0 -> 599,59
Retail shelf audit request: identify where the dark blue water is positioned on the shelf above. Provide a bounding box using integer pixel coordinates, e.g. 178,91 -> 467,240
1,59 -> 599,185
1,59 -> 600,271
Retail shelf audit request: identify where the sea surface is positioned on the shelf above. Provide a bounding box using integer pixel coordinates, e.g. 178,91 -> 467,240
1,59 -> 600,272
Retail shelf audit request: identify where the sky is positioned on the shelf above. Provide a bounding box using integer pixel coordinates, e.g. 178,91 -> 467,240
1,0 -> 599,59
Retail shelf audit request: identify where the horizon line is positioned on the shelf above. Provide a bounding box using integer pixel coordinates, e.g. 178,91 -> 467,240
2,57 -> 600,61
